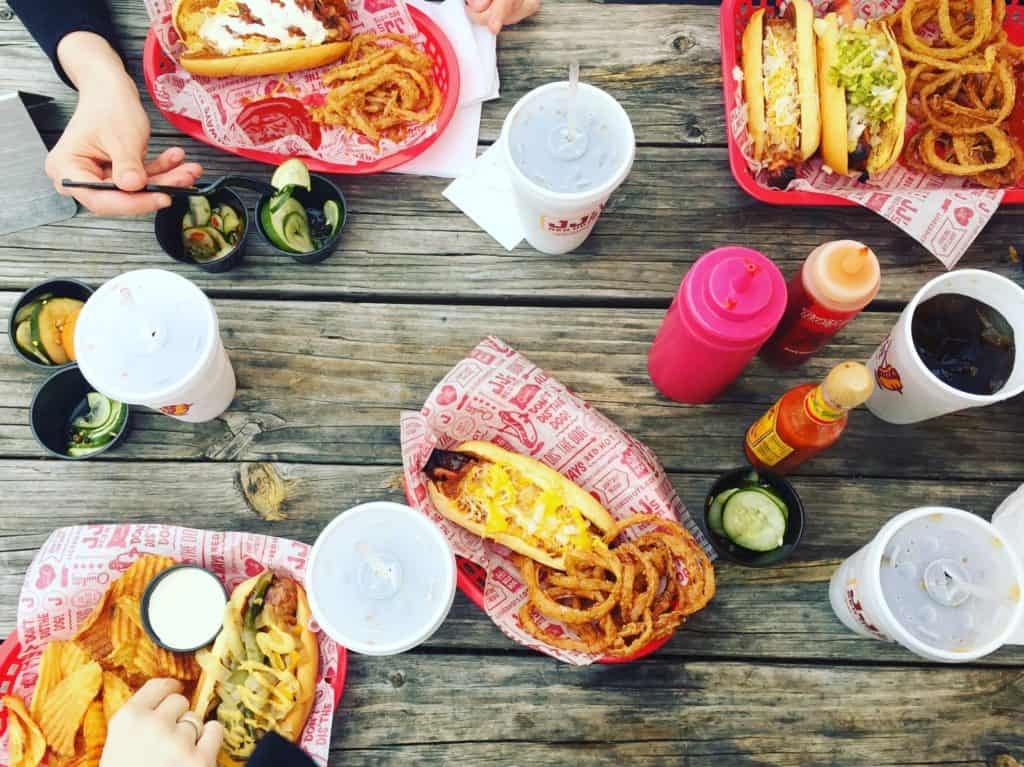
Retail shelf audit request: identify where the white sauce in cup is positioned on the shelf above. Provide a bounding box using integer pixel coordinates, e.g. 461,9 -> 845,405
145,566 -> 228,651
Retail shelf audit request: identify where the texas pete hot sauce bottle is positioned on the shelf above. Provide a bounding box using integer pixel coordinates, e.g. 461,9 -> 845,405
744,362 -> 874,475
760,241 -> 880,368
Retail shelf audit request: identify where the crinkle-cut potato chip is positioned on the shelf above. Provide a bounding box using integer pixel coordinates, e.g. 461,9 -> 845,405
73,589 -> 115,662
29,641 -> 66,721
59,642 -> 93,678
48,742 -> 87,767
101,671 -> 133,724
111,596 -> 144,650
83,700 -> 106,767
111,555 -> 175,602
104,639 -> 140,672
38,660 -> 101,756
3,694 -> 46,767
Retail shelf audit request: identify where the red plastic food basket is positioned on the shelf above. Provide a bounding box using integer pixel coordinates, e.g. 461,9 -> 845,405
403,484 -> 674,664
720,0 -> 1024,205
143,7 -> 460,174
0,631 -> 347,742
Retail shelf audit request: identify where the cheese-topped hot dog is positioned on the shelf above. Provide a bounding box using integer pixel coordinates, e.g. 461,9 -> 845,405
423,441 -> 615,571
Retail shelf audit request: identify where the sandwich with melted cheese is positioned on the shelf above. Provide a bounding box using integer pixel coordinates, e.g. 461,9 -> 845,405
192,571 -> 318,767
815,13 -> 907,176
423,441 -> 614,571
741,0 -> 820,187
173,0 -> 352,77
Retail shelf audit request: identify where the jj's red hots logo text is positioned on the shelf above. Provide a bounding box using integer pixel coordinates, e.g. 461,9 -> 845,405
541,207 -> 603,236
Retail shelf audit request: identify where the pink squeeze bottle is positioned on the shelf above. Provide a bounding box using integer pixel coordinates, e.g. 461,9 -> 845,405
647,247 -> 787,404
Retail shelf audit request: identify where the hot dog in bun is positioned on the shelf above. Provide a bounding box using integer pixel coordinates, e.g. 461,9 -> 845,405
816,13 -> 907,176
741,0 -> 821,186
173,0 -> 353,77
423,441 -> 615,571
192,571 -> 318,767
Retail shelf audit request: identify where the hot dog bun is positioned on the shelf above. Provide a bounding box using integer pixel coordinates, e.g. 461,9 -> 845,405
423,441 -> 614,571
741,0 -> 820,184
192,572 -> 318,767
173,0 -> 352,77
817,13 -> 907,176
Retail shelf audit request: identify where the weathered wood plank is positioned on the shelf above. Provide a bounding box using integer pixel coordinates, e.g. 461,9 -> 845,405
0,1 -> 725,145
3,294 -> 1022,478
0,137 -> 1022,304
323,655 -> 1023,764
0,460 -> 1021,666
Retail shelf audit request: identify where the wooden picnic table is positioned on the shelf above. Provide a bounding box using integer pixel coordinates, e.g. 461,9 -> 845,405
2,0 -> 1024,764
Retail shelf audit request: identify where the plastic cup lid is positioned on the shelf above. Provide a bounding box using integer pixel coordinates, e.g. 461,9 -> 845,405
877,508 -> 1023,656
306,501 -> 457,656
74,269 -> 217,403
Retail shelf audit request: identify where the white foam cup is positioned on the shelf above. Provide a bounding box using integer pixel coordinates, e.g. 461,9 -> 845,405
74,269 -> 235,423
501,82 -> 635,255
306,501 -> 457,656
865,269 -> 1024,424
829,506 -> 1024,662
992,485 -> 1024,645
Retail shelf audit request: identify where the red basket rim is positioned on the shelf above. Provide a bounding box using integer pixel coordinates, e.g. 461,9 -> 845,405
0,630 -> 347,741
142,6 -> 461,175
719,0 -> 1024,205
405,482 -> 673,663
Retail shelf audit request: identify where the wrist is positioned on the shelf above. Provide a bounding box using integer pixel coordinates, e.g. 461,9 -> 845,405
57,31 -> 132,93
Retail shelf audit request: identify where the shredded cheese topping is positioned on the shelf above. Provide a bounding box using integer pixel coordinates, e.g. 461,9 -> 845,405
457,462 -> 603,558
762,22 -> 800,159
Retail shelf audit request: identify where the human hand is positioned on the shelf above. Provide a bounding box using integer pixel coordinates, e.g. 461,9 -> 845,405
46,32 -> 203,216
100,679 -> 223,767
466,0 -> 540,35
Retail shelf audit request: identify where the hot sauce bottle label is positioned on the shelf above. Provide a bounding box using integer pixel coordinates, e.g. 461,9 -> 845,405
745,402 -> 795,466
778,301 -> 857,357
804,385 -> 845,425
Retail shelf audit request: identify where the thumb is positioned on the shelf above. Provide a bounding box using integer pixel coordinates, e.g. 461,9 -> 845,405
108,138 -> 148,192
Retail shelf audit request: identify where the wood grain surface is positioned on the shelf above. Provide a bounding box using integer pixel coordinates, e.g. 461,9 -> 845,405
1,0 -> 1022,763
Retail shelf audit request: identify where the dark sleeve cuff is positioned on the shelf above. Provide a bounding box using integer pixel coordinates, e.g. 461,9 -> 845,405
248,733 -> 320,767
7,0 -> 122,89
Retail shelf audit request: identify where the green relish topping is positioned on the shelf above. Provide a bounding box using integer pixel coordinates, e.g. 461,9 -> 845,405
830,23 -> 899,150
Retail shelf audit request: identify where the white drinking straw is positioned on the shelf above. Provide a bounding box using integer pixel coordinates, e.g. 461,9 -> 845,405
568,60 -> 580,142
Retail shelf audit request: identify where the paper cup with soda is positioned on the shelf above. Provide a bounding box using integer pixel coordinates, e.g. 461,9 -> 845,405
74,269 -> 236,423
829,506 -> 1024,662
501,78 -> 635,255
865,269 -> 1024,424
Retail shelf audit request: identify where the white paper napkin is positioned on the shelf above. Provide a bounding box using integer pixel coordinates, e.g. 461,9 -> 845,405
395,0 -> 499,177
442,141 -> 524,249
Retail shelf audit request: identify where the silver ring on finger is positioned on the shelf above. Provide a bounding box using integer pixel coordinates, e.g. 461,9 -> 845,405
176,711 -> 204,743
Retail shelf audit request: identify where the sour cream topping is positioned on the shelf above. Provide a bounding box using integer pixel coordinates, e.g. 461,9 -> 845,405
199,0 -> 328,55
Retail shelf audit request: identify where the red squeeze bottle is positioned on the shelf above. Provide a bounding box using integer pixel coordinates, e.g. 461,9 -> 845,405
760,241 -> 880,368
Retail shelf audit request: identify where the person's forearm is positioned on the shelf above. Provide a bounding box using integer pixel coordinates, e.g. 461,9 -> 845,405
8,0 -> 121,88
57,32 -> 132,93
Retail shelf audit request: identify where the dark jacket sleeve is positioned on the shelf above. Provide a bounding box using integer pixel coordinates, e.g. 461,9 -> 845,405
7,0 -> 122,89
248,732 -> 321,767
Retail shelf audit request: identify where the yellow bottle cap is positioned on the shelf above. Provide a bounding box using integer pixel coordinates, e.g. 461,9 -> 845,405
823,361 -> 874,410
